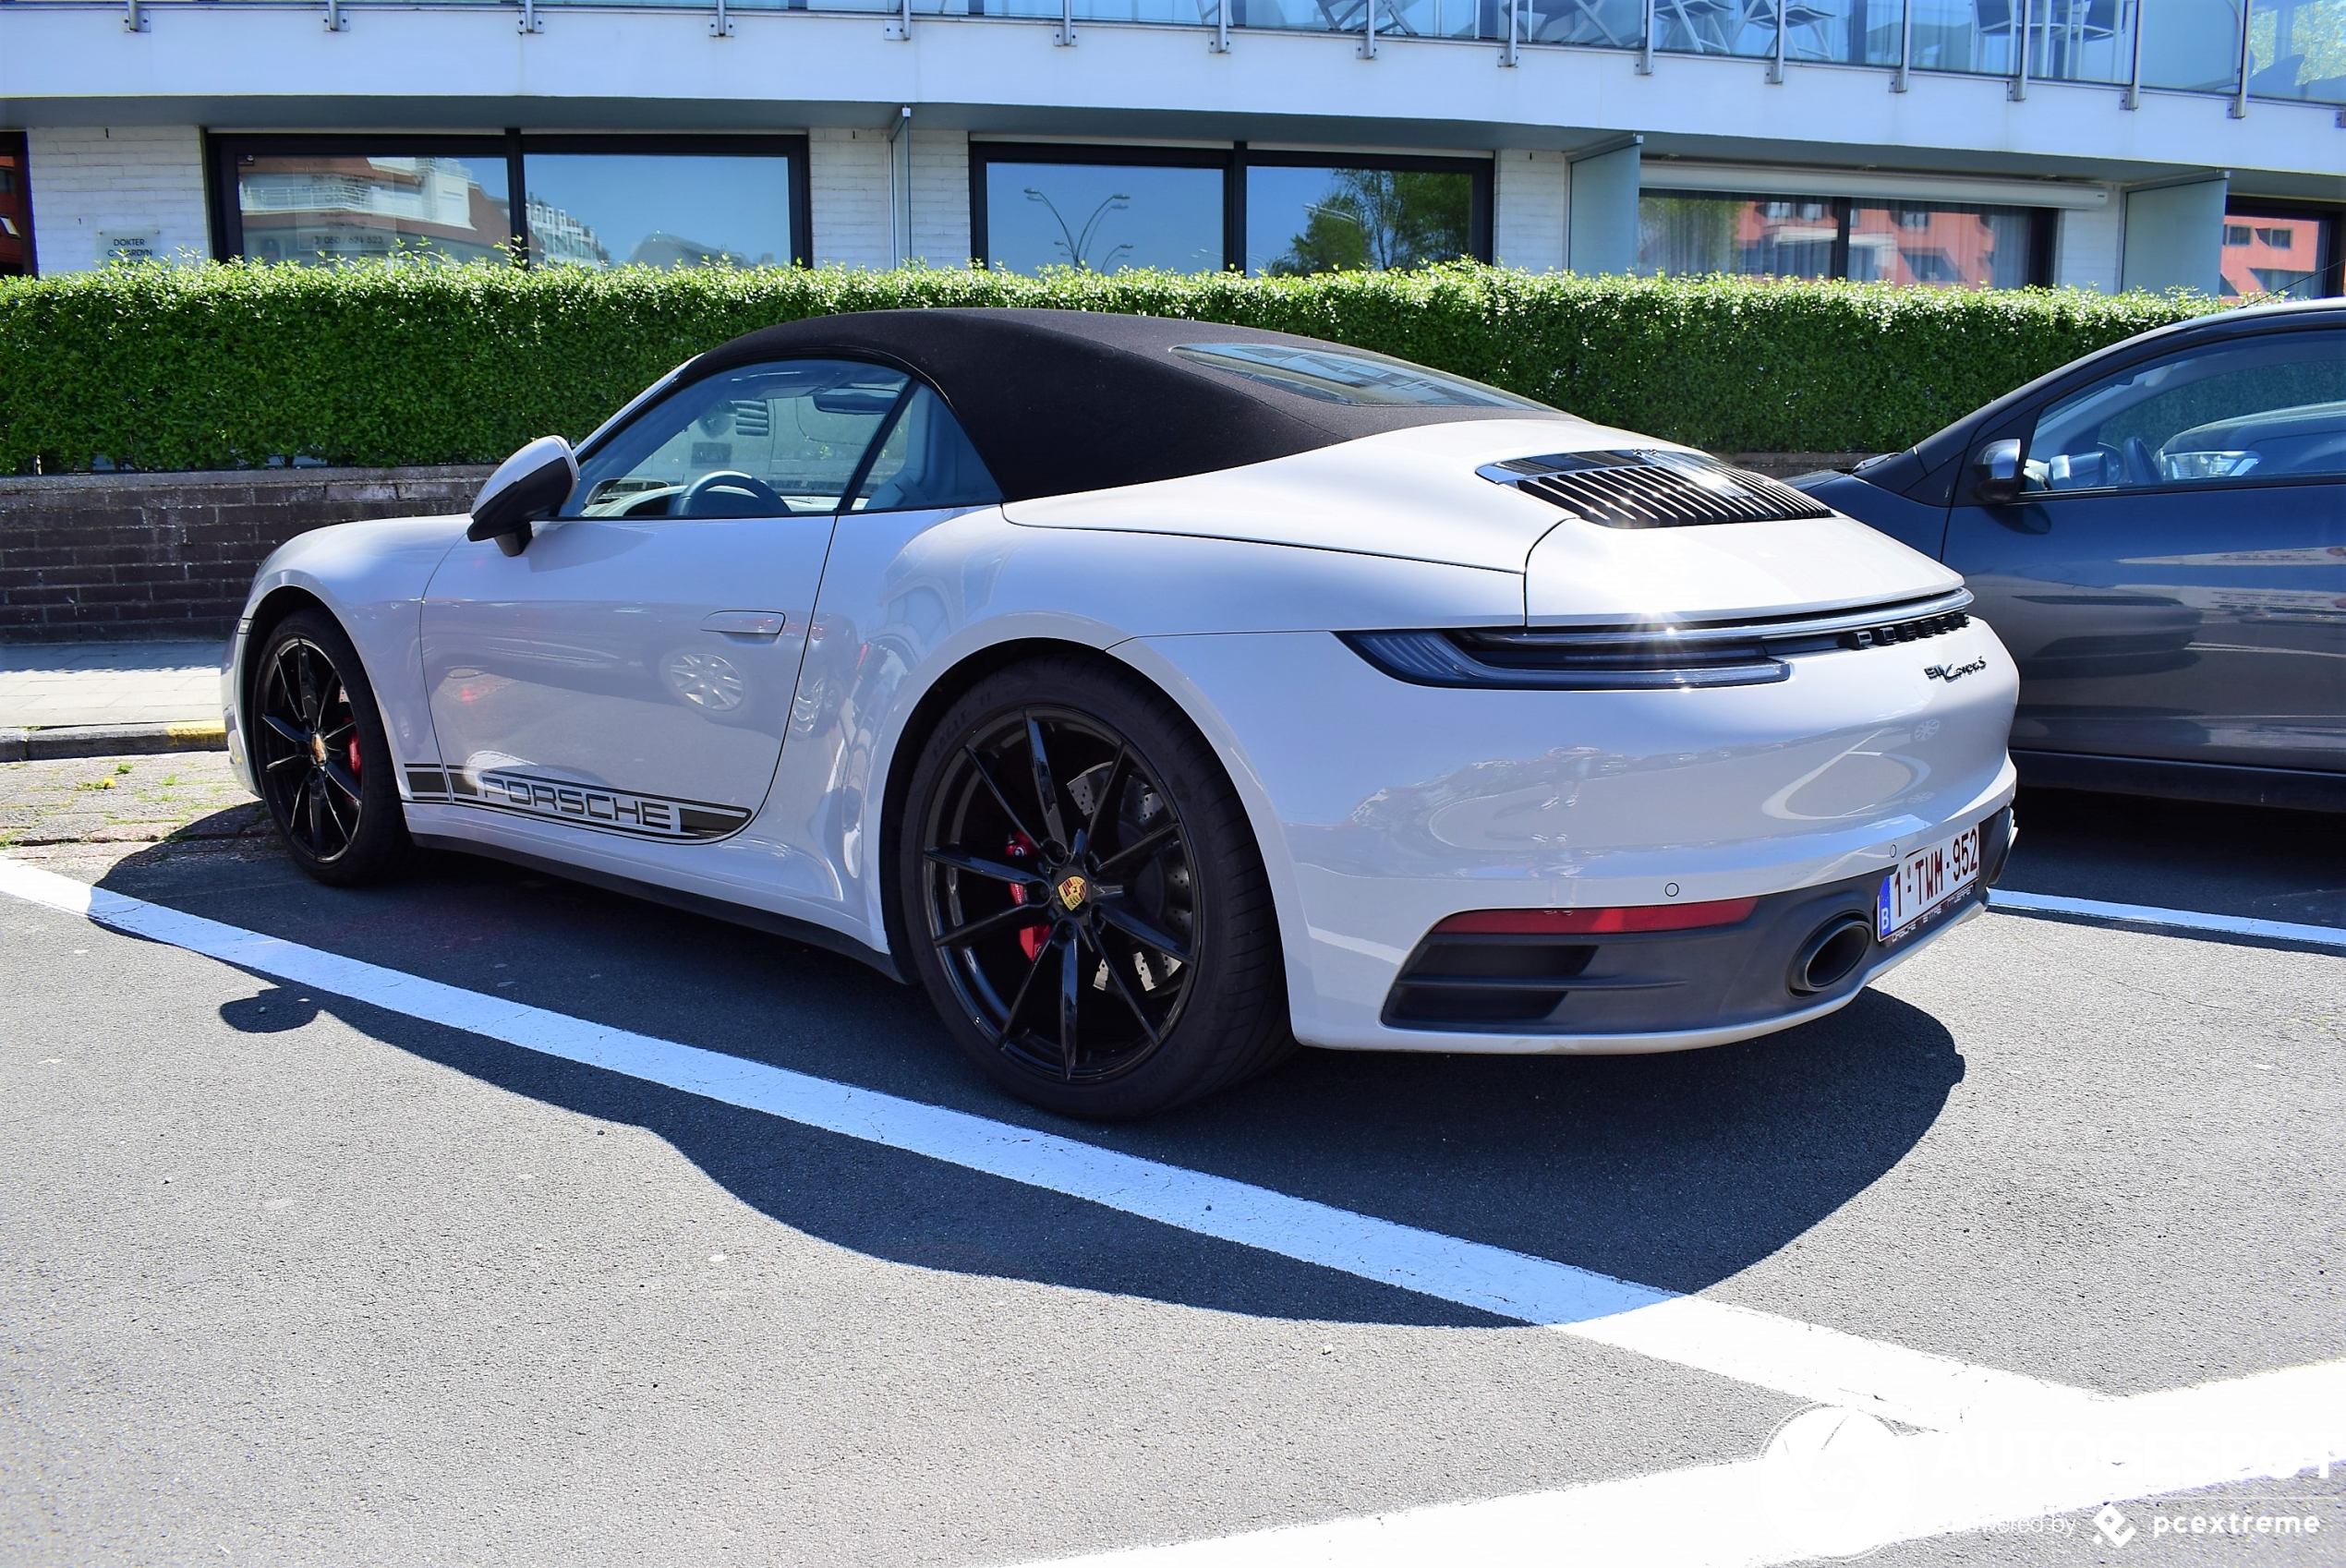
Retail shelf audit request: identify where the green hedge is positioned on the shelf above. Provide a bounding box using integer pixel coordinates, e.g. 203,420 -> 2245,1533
0,261 -> 2218,475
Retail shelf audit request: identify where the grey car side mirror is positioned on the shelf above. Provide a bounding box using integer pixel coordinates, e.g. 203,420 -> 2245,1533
468,435 -> 578,557
1970,438 -> 2024,508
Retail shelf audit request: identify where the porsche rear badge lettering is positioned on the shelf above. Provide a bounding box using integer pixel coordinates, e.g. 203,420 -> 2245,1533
1925,657 -> 1988,683
405,765 -> 750,842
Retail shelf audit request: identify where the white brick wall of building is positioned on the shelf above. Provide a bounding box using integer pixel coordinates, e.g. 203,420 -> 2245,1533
28,125 -> 210,274
908,127 -> 972,268
809,127 -> 893,270
1492,149 -> 1566,273
2053,199 -> 2124,294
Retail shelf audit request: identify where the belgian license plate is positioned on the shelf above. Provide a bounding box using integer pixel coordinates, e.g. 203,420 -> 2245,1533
1877,823 -> 1983,944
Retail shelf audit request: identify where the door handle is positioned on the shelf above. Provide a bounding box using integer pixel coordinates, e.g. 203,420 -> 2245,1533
700,610 -> 788,639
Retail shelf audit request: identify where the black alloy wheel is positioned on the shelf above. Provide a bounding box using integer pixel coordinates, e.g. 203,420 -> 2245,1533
251,610 -> 411,886
900,655 -> 1293,1119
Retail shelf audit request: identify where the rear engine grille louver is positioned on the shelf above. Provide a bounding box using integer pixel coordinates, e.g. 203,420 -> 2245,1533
1480,449 -> 1834,529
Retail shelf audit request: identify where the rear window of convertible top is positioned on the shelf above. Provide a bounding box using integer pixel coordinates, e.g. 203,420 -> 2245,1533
1170,343 -> 1553,410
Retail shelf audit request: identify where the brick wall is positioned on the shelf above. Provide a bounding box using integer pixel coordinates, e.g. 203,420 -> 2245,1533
28,125 -> 212,273
2053,200 -> 2124,295
910,127 -> 973,268
810,127 -> 894,269
1493,150 -> 1567,273
0,466 -> 490,643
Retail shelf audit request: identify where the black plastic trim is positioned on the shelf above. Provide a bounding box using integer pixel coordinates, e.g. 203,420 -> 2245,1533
409,831 -> 906,983
2013,751 -> 2346,814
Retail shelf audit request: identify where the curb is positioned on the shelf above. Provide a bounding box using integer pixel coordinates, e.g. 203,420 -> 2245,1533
0,722 -> 228,764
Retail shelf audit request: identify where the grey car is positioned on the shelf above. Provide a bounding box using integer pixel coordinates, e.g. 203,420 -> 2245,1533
1796,299 -> 2345,813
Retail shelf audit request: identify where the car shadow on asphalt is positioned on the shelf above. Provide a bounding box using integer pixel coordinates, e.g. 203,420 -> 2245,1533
99,838 -> 1967,1329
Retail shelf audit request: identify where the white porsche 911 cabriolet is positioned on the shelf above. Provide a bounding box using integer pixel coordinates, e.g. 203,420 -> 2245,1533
226,308 -> 2017,1117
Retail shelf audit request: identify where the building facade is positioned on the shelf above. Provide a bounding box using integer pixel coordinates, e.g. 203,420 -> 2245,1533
1,0 -> 2340,295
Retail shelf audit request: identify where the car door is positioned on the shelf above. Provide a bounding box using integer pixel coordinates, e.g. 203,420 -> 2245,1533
1941,325 -> 2346,774
420,357 -> 910,843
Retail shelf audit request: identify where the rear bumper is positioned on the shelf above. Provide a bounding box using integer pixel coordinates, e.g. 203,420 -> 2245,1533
1132,625 -> 2020,1055
1377,807 -> 2011,1053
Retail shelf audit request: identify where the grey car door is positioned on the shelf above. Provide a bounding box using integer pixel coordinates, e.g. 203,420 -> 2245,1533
1941,325 -> 2346,775
420,359 -> 907,842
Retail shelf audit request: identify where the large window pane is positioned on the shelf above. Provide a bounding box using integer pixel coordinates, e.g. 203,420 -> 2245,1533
1637,194 -> 1835,278
1640,190 -> 2040,285
235,154 -> 510,265
1847,202 -> 2035,287
983,161 -> 1223,273
2221,211 -> 2334,297
1245,165 -> 1475,275
524,153 -> 793,269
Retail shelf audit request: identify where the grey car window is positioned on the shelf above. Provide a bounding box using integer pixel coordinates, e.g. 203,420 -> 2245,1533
1170,343 -> 1553,408
851,385 -> 1004,514
565,358 -> 911,519
2024,329 -> 2346,494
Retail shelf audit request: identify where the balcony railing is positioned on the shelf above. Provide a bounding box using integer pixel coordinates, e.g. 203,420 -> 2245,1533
73,0 -> 2346,111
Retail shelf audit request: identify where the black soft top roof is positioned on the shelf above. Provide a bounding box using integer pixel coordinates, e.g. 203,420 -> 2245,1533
682,308 -> 1566,502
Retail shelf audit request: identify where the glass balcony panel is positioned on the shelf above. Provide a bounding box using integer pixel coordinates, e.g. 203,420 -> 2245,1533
1245,165 -> 1478,274
523,153 -> 794,268
1775,0 -> 1913,64
2140,0 -> 2246,90
1651,0 -> 1782,56
1227,0 -> 1360,30
2248,0 -> 2346,101
234,153 -> 512,265
1520,0 -> 1647,45
983,161 -> 1225,272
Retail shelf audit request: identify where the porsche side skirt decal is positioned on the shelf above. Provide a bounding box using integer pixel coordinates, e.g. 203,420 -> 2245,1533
405,766 -> 752,842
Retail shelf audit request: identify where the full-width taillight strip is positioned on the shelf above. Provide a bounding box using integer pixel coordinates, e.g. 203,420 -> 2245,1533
1432,899 -> 1760,935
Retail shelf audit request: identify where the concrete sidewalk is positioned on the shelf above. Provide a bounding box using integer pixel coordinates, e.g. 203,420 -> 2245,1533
0,642 -> 229,760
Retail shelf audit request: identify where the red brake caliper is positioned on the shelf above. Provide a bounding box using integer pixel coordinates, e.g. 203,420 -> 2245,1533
347,736 -> 363,776
1006,832 -> 1046,959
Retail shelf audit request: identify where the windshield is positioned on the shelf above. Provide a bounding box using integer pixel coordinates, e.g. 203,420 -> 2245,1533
1171,343 -> 1554,409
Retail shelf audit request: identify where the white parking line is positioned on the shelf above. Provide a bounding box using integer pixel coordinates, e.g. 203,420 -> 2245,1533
1989,889 -> 2346,952
1019,1357 -> 2346,1567
3,858 -> 2094,1431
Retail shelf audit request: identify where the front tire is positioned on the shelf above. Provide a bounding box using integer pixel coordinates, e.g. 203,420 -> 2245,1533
250,609 -> 412,887
898,654 -> 1293,1119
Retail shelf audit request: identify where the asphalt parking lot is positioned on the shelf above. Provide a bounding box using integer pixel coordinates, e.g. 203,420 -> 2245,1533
4,762 -> 2342,1566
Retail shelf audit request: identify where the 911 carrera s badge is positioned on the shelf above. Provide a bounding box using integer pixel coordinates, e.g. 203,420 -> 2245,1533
1056,874 -> 1090,911
1925,657 -> 1988,683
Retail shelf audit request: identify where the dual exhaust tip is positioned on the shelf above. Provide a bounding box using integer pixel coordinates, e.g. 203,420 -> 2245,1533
1788,914 -> 1874,996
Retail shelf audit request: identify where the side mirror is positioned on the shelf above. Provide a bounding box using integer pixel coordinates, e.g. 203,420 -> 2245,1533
468,435 -> 578,557
1969,438 -> 2024,508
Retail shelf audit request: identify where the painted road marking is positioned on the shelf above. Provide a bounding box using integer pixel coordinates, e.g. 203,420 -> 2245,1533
1022,1357 -> 2346,1567
1989,888 -> 2346,952
2,858 -> 2096,1431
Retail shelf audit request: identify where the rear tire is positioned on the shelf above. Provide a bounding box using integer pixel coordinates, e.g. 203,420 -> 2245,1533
897,653 -> 1294,1119
249,609 -> 413,887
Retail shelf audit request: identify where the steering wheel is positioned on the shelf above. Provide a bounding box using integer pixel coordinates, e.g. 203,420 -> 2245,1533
679,470 -> 790,517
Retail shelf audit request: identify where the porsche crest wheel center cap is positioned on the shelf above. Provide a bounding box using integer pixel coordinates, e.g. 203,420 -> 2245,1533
309,733 -> 328,765
1055,874 -> 1090,912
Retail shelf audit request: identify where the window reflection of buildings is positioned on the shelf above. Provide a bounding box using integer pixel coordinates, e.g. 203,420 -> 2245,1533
526,195 -> 609,267
236,156 -> 508,263
2220,216 -> 2324,297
